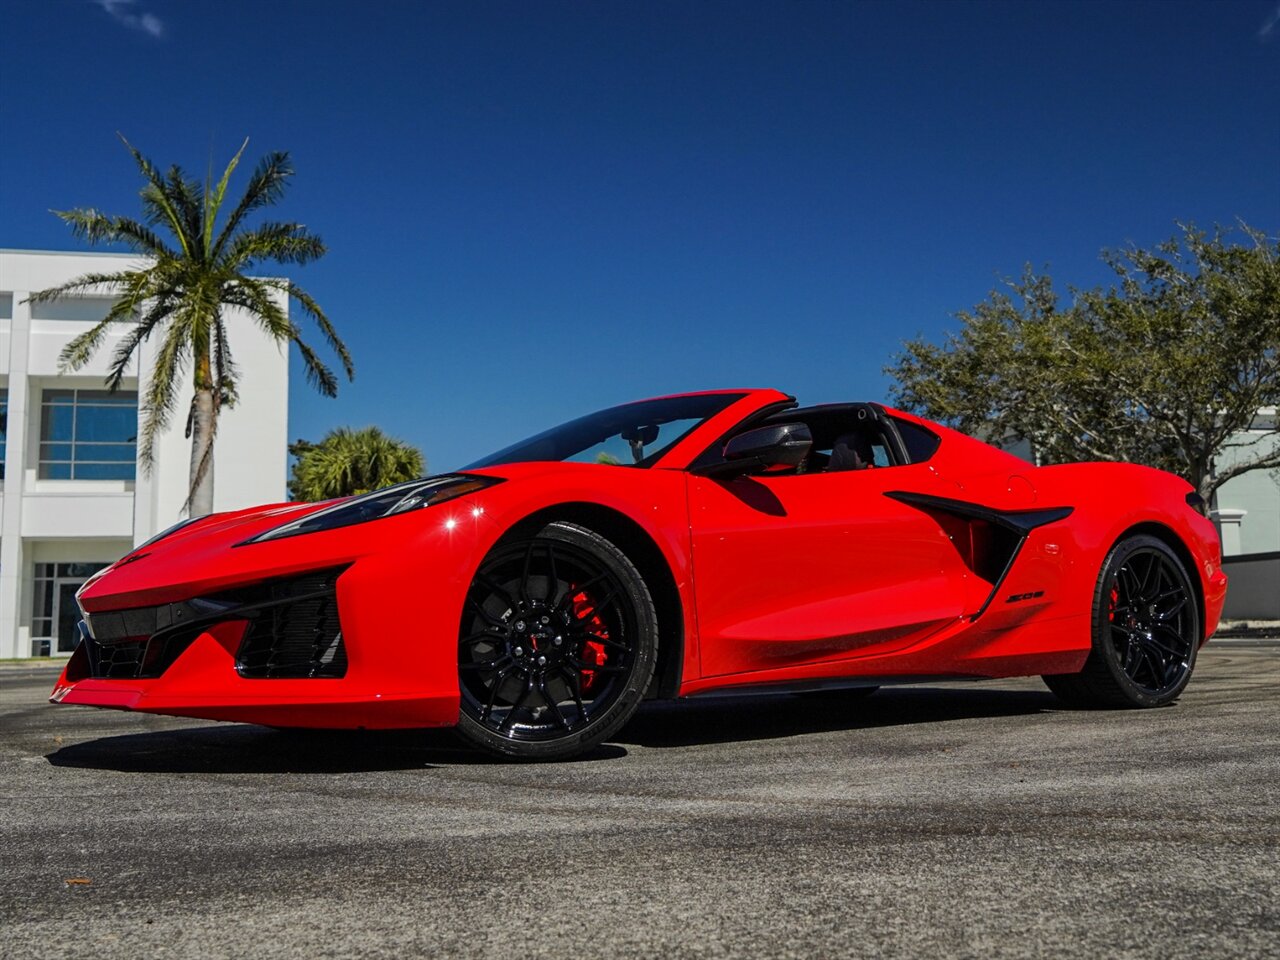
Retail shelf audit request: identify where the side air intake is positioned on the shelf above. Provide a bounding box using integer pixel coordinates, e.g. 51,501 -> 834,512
884,491 -> 1072,618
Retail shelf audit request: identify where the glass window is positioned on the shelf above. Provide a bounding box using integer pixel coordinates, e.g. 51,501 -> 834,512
466,393 -> 746,469
38,389 -> 138,481
32,561 -> 109,654
0,389 -> 7,481
892,418 -> 942,464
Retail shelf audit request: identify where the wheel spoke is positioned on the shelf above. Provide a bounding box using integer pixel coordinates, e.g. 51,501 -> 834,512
480,667 -> 511,720
475,574 -> 518,611
545,542 -> 561,607
538,678 -> 572,731
1119,634 -> 1139,674
1130,643 -> 1158,684
500,677 -> 535,732
1138,553 -> 1162,601
460,628 -> 503,648
557,571 -> 609,612
519,539 -> 537,608
589,634 -> 631,652
1116,565 -> 1140,604
1152,623 -> 1192,656
570,587 -> 618,627
461,656 -> 512,673
576,662 -> 626,674
1138,632 -> 1180,659
1145,642 -> 1175,685
568,629 -> 630,652
557,664 -> 588,723
466,595 -> 508,628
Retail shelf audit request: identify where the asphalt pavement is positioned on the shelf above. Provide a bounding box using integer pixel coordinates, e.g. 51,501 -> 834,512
1,644 -> 1277,959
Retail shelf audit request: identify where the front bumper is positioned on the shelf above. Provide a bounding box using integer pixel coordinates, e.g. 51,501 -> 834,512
47,506 -> 491,730
51,621 -> 457,729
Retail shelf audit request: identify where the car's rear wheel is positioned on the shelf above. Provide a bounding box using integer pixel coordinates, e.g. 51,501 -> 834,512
455,522 -> 658,760
1043,534 -> 1199,708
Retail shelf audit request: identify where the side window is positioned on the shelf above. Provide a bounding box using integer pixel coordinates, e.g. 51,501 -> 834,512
893,418 -> 941,464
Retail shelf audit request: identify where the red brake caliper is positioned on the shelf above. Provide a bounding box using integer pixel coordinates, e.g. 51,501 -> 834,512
570,589 -> 609,692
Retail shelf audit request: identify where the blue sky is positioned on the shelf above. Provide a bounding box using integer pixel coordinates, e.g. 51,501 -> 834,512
2,0 -> 1278,471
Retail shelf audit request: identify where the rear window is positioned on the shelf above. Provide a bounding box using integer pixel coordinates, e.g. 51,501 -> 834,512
893,418 -> 941,463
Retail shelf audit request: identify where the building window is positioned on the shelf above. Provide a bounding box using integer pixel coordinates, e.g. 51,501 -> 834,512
39,389 -> 138,480
0,389 -> 7,481
31,562 -> 108,656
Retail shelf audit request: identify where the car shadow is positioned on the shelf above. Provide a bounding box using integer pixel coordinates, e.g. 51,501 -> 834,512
46,684 -> 1056,772
616,684 -> 1059,748
45,724 -> 626,774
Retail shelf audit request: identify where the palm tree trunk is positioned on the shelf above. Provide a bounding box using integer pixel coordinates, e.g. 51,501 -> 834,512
188,354 -> 216,517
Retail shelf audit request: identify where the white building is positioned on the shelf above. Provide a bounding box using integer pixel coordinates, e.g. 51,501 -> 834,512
0,250 -> 289,659
1212,407 -> 1280,558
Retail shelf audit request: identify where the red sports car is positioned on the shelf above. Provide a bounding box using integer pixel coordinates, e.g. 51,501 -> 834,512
52,389 -> 1227,760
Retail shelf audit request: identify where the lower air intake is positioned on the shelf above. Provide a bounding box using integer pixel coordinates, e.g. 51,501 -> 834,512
234,568 -> 348,679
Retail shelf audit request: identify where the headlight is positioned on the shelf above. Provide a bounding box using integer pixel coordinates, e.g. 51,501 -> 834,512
244,474 -> 503,544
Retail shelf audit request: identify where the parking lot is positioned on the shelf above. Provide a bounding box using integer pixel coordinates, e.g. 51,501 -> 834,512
1,643 -> 1277,959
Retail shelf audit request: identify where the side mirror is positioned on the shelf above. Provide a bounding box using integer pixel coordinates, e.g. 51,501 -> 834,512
722,422 -> 813,470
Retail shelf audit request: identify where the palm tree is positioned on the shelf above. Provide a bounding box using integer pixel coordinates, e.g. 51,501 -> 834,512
26,136 -> 353,516
289,427 -> 424,501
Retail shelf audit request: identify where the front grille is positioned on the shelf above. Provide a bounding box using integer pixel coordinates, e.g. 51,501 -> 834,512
76,566 -> 349,681
95,639 -> 146,678
79,626 -> 201,681
233,569 -> 347,679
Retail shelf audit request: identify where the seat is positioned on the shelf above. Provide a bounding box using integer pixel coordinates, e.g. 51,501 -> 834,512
827,431 -> 877,471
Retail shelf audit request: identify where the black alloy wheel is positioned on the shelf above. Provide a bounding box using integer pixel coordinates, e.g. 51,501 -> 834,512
455,522 -> 658,760
1043,534 -> 1200,708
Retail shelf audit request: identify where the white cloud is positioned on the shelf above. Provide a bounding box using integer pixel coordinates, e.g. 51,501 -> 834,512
1260,2 -> 1280,41
94,0 -> 165,38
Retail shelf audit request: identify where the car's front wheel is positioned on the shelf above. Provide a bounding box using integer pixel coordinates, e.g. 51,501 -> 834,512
1043,534 -> 1200,708
455,522 -> 658,760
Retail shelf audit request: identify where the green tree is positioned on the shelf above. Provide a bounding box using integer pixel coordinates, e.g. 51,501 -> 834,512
887,223 -> 1280,505
27,136 -> 353,516
289,427 -> 425,501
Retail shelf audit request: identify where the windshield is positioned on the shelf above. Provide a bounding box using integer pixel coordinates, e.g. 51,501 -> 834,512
466,393 -> 746,469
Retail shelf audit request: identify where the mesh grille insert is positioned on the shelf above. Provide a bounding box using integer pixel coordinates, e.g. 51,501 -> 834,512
232,568 -> 348,679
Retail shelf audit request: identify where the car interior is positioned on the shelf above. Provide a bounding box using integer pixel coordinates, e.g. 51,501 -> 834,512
753,403 -> 937,475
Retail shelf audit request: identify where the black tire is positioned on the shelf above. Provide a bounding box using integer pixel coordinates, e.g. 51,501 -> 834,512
455,521 -> 658,760
1043,534 -> 1200,708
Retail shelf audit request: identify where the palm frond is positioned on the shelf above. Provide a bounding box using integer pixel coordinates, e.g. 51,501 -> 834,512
202,138 -> 249,255
137,314 -> 192,470
24,270 -> 146,304
119,134 -> 193,257
58,280 -> 149,371
221,278 -> 292,340
164,165 -> 205,261
105,293 -> 178,391
290,330 -> 340,397
212,151 -> 293,257
262,278 -> 354,381
224,222 -> 326,269
52,209 -> 176,258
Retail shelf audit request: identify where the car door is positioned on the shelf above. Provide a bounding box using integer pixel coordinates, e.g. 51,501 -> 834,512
686,463 -> 976,679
